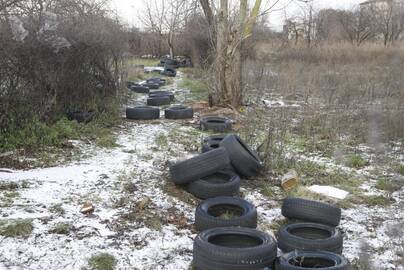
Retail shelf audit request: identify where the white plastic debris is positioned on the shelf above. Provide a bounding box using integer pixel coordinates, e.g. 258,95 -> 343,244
262,99 -> 285,107
308,185 -> 349,200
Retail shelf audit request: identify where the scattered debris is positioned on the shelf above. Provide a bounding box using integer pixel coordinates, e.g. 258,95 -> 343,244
281,170 -> 299,191
308,185 -> 349,200
80,202 -> 95,215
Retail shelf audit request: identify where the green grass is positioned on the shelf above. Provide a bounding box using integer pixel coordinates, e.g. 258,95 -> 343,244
345,155 -> 369,169
375,178 -> 401,193
396,164 -> 404,175
0,191 -> 20,207
179,77 -> 208,101
295,160 -> 362,193
218,211 -> 239,220
0,219 -> 33,237
88,253 -> 117,270
154,133 -> 168,149
50,222 -> 71,235
49,203 -> 65,215
348,194 -> 393,207
0,108 -> 121,154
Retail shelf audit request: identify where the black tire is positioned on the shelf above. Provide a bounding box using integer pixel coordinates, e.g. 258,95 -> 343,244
201,135 -> 226,153
147,96 -> 171,106
149,91 -> 175,101
278,251 -> 349,270
194,196 -> 256,231
187,171 -> 240,199
146,78 -> 165,86
169,147 -> 230,184
282,198 -> 341,226
161,68 -> 176,77
142,83 -> 159,89
165,106 -> 194,119
219,134 -> 263,177
126,106 -> 160,120
200,116 -> 232,132
277,223 -> 343,254
130,85 -> 150,93
193,227 -> 277,270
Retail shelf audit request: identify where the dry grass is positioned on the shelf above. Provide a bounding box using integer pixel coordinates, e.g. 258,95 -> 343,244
245,44 -> 404,145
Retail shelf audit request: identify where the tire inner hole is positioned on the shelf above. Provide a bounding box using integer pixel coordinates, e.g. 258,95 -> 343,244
208,204 -> 244,219
209,143 -> 219,148
207,119 -> 225,124
208,233 -> 262,248
288,227 -> 332,240
288,257 -> 336,268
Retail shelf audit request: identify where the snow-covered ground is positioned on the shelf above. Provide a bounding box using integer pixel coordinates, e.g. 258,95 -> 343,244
0,73 -> 403,270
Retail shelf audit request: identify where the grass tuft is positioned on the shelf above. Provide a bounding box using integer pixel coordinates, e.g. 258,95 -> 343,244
0,219 -> 33,237
88,253 -> 117,270
50,222 -> 71,235
345,155 -> 369,169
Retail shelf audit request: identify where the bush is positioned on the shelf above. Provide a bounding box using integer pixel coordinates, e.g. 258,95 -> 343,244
0,0 -> 126,151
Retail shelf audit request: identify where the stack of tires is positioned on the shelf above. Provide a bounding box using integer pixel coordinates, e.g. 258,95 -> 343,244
169,116 -> 290,268
275,198 -> 348,270
191,198 -> 348,270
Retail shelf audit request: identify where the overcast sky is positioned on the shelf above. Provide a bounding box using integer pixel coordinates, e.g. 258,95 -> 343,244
110,0 -> 364,31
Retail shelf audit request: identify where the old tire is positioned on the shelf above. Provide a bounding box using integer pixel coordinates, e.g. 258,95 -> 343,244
200,116 -> 232,132
126,106 -> 160,120
147,96 -> 171,106
146,78 -> 165,86
130,85 -> 150,93
219,134 -> 263,177
282,198 -> 341,226
193,227 -> 277,270
201,135 -> 226,153
161,68 -> 176,77
169,147 -> 230,184
149,91 -> 175,101
278,250 -> 349,270
142,82 -> 160,89
195,196 -> 256,231
187,171 -> 240,199
277,223 -> 343,254
165,106 -> 194,119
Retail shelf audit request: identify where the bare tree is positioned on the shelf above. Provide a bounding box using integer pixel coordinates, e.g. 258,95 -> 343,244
141,0 -> 195,58
358,0 -> 404,46
199,0 -> 263,107
338,9 -> 376,46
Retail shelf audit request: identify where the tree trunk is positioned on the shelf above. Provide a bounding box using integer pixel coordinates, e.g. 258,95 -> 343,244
215,0 -> 229,104
200,0 -> 261,107
168,31 -> 174,58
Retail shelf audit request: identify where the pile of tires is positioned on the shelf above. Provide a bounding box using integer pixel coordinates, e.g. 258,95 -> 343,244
191,197 -> 348,270
169,134 -> 263,197
125,83 -> 194,120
